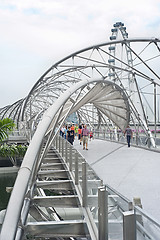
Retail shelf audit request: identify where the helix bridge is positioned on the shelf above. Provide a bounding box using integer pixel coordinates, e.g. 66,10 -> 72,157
0,22 -> 160,240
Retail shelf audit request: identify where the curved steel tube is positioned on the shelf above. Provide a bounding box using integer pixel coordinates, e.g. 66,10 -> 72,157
0,78 -> 129,239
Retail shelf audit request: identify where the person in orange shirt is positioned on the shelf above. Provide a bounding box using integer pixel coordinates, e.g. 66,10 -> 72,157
71,124 -> 75,131
78,125 -> 82,145
89,130 -> 93,140
71,124 -> 75,139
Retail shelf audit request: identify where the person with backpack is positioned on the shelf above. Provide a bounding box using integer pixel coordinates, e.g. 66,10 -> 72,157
67,125 -> 74,145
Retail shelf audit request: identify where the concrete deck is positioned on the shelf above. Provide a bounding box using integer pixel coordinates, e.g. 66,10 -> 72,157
74,138 -> 160,222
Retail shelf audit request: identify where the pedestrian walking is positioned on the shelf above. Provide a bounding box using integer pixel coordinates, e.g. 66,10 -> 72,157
61,126 -> 65,138
78,125 -> 82,145
67,126 -> 74,145
74,124 -> 78,138
64,125 -> 67,139
82,125 -> 89,150
89,130 -> 93,140
124,125 -> 133,147
71,124 -> 75,131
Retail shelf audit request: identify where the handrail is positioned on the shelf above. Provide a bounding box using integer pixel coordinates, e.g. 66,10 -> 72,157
1,131 -> 160,239
1,75 -> 160,239
57,135 -> 160,240
1,78 -> 114,239
135,206 -> 160,229
94,129 -> 160,152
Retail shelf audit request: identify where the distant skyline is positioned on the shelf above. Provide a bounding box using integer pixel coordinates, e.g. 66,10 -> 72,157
0,0 -> 160,107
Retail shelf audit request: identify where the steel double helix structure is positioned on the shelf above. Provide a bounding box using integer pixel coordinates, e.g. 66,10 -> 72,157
0,22 -> 160,144
1,22 -> 160,239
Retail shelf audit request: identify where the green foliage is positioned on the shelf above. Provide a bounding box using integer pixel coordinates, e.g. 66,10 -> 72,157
0,143 -> 27,158
0,118 -> 15,142
0,118 -> 27,166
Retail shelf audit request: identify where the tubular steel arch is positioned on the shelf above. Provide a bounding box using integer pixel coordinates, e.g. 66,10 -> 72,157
1,23 -> 160,239
0,78 -> 130,239
0,24 -> 160,145
21,38 -> 160,130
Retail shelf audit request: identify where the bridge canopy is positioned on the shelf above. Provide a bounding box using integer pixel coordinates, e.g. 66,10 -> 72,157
1,22 -> 160,240
45,79 -> 130,136
0,37 -> 160,141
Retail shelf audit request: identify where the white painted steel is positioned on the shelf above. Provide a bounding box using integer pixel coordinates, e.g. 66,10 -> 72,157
0,38 -> 160,144
0,78 -> 129,240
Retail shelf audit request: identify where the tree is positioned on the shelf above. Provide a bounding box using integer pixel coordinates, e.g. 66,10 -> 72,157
0,118 -> 28,166
0,143 -> 28,166
0,118 -> 16,142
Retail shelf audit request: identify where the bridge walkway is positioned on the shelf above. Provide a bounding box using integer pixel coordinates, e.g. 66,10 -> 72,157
1,136 -> 160,239
23,139 -> 140,240
74,138 -> 160,222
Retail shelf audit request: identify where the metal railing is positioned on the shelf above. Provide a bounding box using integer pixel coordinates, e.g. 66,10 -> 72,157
93,129 -> 160,151
1,132 -> 160,239
55,135 -> 160,240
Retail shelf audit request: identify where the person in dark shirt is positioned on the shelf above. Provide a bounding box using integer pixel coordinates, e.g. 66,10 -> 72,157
67,126 -> 74,145
124,125 -> 133,147
78,125 -> 82,145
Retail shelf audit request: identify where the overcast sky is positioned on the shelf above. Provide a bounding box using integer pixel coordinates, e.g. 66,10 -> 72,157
0,0 -> 160,107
